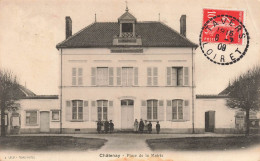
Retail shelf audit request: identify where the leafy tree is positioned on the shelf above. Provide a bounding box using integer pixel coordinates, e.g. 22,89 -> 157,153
226,66 -> 260,136
0,69 -> 20,137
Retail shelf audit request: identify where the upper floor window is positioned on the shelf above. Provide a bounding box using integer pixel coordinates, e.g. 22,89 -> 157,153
97,67 -> 109,86
167,67 -> 189,86
147,67 -> 158,86
117,67 -> 138,86
172,100 -> 183,120
91,67 -> 113,86
72,68 -> 83,86
72,100 -> 83,120
147,100 -> 158,120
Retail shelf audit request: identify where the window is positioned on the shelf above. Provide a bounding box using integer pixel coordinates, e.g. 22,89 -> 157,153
51,110 -> 60,121
121,99 -> 134,106
147,67 -> 158,86
122,67 -> 133,86
72,68 -> 83,86
147,100 -> 158,120
97,100 -> 108,121
72,100 -> 83,120
97,67 -> 108,86
26,111 -> 37,125
167,67 -> 184,86
172,100 -> 183,120
122,23 -> 133,32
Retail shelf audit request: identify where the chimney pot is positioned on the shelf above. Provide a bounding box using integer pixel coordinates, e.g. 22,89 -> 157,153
66,16 -> 72,39
180,15 -> 186,37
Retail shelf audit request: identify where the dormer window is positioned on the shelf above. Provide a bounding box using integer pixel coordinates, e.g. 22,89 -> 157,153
118,8 -> 136,38
122,23 -> 133,33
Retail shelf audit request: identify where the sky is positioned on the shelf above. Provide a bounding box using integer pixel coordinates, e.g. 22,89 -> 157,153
0,0 -> 259,95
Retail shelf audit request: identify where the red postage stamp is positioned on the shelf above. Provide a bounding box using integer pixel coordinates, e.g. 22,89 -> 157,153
202,9 -> 244,45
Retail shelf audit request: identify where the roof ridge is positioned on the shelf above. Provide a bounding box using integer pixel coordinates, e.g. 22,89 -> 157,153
56,22 -> 96,48
159,21 -> 198,48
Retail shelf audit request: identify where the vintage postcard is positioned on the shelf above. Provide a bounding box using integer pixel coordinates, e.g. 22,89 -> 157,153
0,0 -> 259,161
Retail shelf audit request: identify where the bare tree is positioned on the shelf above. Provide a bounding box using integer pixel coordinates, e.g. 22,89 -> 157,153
0,69 -> 20,137
226,66 -> 260,136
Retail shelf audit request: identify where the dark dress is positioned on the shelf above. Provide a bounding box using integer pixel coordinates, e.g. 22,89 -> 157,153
148,122 -> 152,133
109,122 -> 114,133
104,121 -> 109,133
156,123 -> 160,134
139,120 -> 144,133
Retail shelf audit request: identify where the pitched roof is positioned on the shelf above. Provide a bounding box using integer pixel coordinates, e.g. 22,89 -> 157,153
56,22 -> 198,48
118,11 -> 136,21
15,85 -> 36,99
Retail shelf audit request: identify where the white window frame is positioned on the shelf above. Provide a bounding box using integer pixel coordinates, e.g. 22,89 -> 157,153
147,67 -> 158,86
72,67 -> 83,86
122,67 -> 134,86
97,100 -> 108,121
72,100 -> 83,120
147,99 -> 158,120
51,110 -> 60,122
25,110 -> 38,126
172,99 -> 184,120
96,67 -> 109,86
167,67 -> 184,86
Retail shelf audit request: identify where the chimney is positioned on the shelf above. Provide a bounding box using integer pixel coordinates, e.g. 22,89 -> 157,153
66,16 -> 72,39
180,15 -> 186,37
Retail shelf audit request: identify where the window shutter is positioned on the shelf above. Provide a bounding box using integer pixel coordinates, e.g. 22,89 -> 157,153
91,67 -> 96,86
108,67 -> 114,86
117,67 -> 121,86
184,67 -> 189,86
91,101 -> 97,121
83,101 -> 89,121
166,100 -> 172,121
134,67 -> 138,86
158,100 -> 164,121
147,67 -> 152,86
141,100 -> 147,120
153,67 -> 158,86
66,100 -> 72,121
78,68 -> 83,85
36,111 -> 40,125
72,68 -> 77,85
172,68 -> 177,86
167,67 -> 171,86
183,100 -> 190,121
108,101 -> 113,121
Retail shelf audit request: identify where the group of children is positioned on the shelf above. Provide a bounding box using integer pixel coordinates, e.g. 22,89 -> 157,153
97,120 -> 114,134
96,119 -> 161,134
134,119 -> 160,134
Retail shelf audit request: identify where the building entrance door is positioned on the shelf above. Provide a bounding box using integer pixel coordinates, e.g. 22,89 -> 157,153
40,111 -> 50,133
205,111 -> 215,132
121,99 -> 134,129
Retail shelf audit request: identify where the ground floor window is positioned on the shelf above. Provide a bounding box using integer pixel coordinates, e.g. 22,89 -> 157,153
97,100 -> 108,121
72,100 -> 83,120
26,111 -> 37,125
147,100 -> 158,120
51,110 -> 60,121
172,100 -> 183,120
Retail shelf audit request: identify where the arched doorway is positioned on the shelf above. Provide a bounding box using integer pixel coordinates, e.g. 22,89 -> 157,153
121,99 -> 134,129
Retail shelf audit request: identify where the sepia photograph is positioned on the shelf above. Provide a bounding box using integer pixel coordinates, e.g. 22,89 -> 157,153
0,0 -> 259,161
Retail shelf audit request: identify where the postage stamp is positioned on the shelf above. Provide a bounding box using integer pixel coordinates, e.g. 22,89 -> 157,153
199,9 -> 250,65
